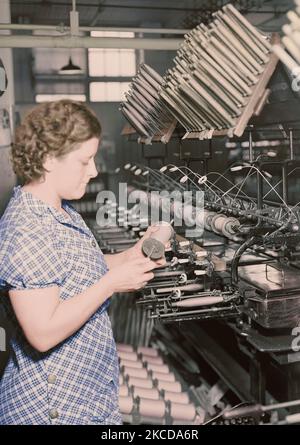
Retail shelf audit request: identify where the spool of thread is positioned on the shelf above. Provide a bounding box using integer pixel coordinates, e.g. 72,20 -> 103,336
156,283 -> 204,294
211,214 -> 227,234
173,296 -> 223,308
195,210 -> 206,228
119,384 -> 129,397
119,396 -> 134,414
163,391 -> 190,404
142,355 -> 164,366
152,371 -> 176,382
127,376 -> 154,388
157,380 -> 182,393
182,205 -> 196,226
204,211 -> 215,231
139,398 -> 166,418
147,363 -> 169,374
137,346 -> 159,357
116,343 -> 134,353
223,218 -> 240,237
123,366 -> 148,379
211,214 -> 240,238
120,359 -> 144,369
142,222 -> 174,260
170,402 -> 196,421
132,386 -> 160,400
118,351 -> 138,362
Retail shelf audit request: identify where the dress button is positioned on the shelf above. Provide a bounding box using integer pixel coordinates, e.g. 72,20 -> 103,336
48,374 -> 57,384
49,408 -> 59,419
91,239 -> 97,247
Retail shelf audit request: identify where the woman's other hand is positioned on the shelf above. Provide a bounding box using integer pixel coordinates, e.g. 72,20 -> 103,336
105,257 -> 159,293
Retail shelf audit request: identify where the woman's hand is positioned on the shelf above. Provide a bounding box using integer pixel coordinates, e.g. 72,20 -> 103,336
126,225 -> 169,267
105,257 -> 159,293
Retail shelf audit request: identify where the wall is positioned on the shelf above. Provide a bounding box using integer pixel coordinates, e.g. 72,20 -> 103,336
0,0 -> 16,218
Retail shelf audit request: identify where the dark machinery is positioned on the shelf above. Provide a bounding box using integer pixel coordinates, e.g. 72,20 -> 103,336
90,3 -> 300,425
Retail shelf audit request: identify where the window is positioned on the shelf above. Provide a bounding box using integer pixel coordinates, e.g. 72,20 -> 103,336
88,31 -> 136,77
32,31 -> 86,75
90,82 -> 130,102
35,94 -> 86,103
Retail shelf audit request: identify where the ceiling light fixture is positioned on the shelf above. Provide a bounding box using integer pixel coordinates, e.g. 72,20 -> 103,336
58,56 -> 83,75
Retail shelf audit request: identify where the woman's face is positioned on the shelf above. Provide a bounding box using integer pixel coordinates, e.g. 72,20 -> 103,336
46,137 -> 99,200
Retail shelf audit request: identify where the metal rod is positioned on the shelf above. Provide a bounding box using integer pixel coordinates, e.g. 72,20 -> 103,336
0,23 -> 189,35
156,283 -> 204,294
282,164 -> 288,203
249,128 -> 254,163
289,128 -> 295,161
257,169 -> 263,210
153,271 -> 185,278
149,305 -> 236,319
223,398 -> 300,419
0,35 -> 182,49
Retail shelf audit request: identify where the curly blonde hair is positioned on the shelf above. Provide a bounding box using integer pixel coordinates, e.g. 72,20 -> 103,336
11,100 -> 102,184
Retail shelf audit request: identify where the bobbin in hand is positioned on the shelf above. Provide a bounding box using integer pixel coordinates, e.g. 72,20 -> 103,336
126,224 -> 170,266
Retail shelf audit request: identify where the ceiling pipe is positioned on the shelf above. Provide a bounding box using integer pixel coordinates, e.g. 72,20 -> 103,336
0,24 -> 189,35
0,35 -> 182,49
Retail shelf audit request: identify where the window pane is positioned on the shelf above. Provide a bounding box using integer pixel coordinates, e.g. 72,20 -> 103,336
88,31 -> 136,77
35,94 -> 86,103
88,50 -> 105,76
91,31 -> 134,38
89,82 -> 130,102
106,82 -> 121,101
120,50 -> 136,76
120,82 -> 130,101
90,82 -> 106,101
104,50 -> 120,76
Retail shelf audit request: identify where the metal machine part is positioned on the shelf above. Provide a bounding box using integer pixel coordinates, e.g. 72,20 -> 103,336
89,3 -> 300,425
120,4 -> 276,141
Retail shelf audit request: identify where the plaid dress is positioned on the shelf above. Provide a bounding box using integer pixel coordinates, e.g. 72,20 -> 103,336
0,186 -> 121,425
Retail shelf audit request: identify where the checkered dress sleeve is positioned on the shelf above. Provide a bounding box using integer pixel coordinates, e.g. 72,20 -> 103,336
0,228 -> 66,290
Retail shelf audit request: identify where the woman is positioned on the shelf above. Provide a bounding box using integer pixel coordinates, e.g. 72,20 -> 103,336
0,100 -> 162,425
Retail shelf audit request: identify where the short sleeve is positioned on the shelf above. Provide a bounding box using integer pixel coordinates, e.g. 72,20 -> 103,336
0,229 -> 66,290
